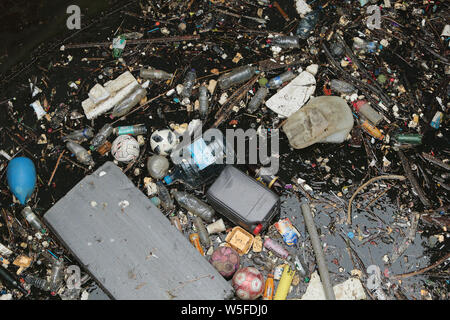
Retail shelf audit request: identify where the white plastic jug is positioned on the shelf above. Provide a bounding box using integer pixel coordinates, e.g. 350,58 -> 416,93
282,96 -> 354,149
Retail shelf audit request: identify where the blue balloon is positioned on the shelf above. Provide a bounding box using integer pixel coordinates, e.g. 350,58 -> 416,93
6,157 -> 36,205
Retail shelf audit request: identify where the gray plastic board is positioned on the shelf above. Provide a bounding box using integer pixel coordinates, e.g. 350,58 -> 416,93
44,161 -> 233,300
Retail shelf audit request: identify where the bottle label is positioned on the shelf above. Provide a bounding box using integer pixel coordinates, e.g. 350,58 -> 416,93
188,138 -> 216,170
117,126 -> 134,135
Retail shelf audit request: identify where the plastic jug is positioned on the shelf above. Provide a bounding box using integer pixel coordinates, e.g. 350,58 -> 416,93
282,96 -> 354,149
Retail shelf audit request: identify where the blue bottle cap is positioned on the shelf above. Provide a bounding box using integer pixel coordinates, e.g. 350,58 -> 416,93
163,175 -> 173,184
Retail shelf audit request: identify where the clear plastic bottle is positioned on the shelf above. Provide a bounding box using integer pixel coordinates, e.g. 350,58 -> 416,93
63,128 -> 95,143
171,190 -> 215,223
296,10 -> 319,39
354,100 -> 383,125
113,125 -> 147,136
111,86 -> 147,118
267,70 -> 296,89
164,130 -> 226,189
248,86 -> 268,113
66,141 -> 94,166
90,123 -> 114,150
218,65 -> 257,90
269,36 -> 300,48
181,69 -> 197,98
21,206 -> 46,234
198,85 -> 209,119
49,259 -> 64,292
140,68 -> 173,80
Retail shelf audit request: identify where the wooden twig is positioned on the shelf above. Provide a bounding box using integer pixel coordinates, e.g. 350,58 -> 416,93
47,150 -> 65,186
347,175 -> 406,225
391,253 -> 450,280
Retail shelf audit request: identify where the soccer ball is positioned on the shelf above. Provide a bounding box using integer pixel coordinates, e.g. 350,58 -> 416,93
111,135 -> 140,163
150,129 -> 178,156
232,267 -> 265,300
209,246 -> 240,278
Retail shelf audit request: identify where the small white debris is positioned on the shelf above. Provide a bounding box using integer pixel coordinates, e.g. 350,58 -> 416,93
118,200 -> 130,209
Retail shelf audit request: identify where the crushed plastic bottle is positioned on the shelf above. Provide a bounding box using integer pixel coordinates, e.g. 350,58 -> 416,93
269,36 -> 301,48
111,86 -> 147,118
171,190 -> 215,223
218,65 -> 257,90
90,123 -> 114,150
353,100 -> 383,125
248,87 -> 269,113
66,141 -> 94,166
193,216 -> 210,248
24,274 -> 50,291
112,35 -> 126,58
156,181 -> 174,212
139,68 -> 173,81
330,79 -> 356,94
62,128 -> 95,143
181,69 -> 197,98
113,125 -> 147,136
267,70 -> 296,89
296,10 -> 319,39
21,206 -> 46,234
198,85 -> 209,119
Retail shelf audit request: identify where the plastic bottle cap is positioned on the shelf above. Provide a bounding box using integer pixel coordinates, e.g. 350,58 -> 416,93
163,175 -> 173,184
253,224 -> 263,235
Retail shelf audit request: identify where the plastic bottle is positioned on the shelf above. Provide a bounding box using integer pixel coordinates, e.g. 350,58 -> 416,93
63,128 -> 95,142
24,274 -> 50,291
353,100 -> 383,125
263,238 -> 289,259
330,41 -> 345,57
164,130 -> 226,189
113,125 -> 147,136
50,104 -> 70,129
156,181 -> 174,212
189,233 -> 204,255
49,259 -> 64,292
21,206 -> 46,234
181,69 -> 197,98
248,87 -> 268,113
112,35 -> 126,58
171,190 -> 215,223
296,10 -> 319,39
269,36 -> 300,48
360,119 -> 384,140
0,264 -> 28,295
192,216 -> 210,248
218,65 -> 257,90
267,70 -> 296,89
140,68 -> 173,81
293,254 -> 308,278
90,123 -> 114,151
66,141 -> 94,166
199,85 -> 209,119
330,79 -> 356,94
247,164 -> 287,192
263,274 -> 275,300
111,86 -> 147,118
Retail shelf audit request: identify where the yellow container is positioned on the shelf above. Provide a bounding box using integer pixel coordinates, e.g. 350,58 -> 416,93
274,264 -> 295,300
361,120 -> 384,140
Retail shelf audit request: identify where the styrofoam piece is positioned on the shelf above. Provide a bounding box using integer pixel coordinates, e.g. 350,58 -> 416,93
88,83 -> 110,104
265,71 -> 316,118
295,0 -> 312,15
43,162 -> 233,300
82,71 -> 139,120
300,271 -> 366,300
30,100 -> 47,120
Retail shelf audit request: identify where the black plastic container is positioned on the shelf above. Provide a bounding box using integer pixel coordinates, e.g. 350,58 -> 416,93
206,165 -> 280,235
